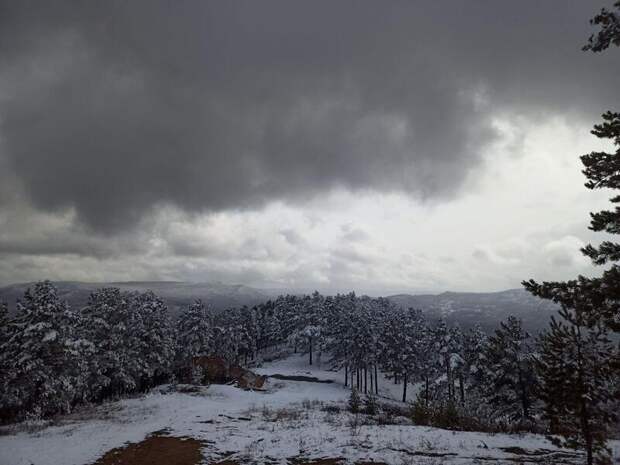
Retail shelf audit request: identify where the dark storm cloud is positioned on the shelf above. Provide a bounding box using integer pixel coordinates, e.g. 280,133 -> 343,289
0,1 -> 618,232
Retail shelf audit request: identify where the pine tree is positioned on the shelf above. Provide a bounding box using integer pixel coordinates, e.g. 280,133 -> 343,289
6,281 -> 81,418
483,316 -> 537,426
522,8 -> 620,456
459,324 -> 491,421
0,301 -> 7,334
524,2 -> 620,336
177,300 -> 213,362
433,319 -> 464,404
348,387 -> 361,413
0,301 -> 13,419
463,324 -> 489,393
81,288 -> 137,397
128,291 -> 176,388
416,322 -> 439,407
583,1 -> 620,53
537,306 -> 616,465
381,307 -> 426,402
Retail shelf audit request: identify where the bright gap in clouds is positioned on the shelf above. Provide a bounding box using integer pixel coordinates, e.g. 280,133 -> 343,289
0,114 -> 611,294
152,114 -> 611,294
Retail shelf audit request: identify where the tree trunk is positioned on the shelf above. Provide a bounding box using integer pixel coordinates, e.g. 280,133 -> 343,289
445,354 -> 452,402
425,375 -> 429,406
402,373 -> 408,402
369,368 -> 374,392
374,365 -> 379,394
364,368 -> 368,394
576,327 -> 593,465
345,364 -> 348,387
517,366 -> 528,421
309,337 -> 313,365
458,374 -> 465,404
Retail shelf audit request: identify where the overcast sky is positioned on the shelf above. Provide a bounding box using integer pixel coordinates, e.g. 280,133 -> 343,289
0,1 -> 618,294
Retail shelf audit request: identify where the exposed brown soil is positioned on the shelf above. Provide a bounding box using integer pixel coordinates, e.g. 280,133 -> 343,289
91,435 -> 206,465
91,435 -> 583,465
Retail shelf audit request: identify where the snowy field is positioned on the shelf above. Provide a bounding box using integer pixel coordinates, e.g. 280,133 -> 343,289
1,353 -> 618,465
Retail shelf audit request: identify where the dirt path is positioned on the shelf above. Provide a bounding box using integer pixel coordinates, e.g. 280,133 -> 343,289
90,434 -> 206,465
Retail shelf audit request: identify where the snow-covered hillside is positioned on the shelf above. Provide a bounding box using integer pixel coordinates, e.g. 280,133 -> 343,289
388,289 -> 561,332
2,353 -> 616,465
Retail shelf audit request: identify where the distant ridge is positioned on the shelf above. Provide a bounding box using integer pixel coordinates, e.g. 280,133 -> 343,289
0,281 -> 559,331
387,288 -> 560,332
0,281 -> 270,315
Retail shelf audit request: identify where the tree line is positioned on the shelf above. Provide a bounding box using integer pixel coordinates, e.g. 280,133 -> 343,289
1,284 -> 617,445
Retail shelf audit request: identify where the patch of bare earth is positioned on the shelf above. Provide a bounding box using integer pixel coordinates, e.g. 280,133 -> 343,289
91,434 -> 206,465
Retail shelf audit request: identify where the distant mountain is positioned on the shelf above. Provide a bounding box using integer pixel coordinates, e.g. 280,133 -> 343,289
0,281 -> 270,316
1,281 -> 559,332
388,288 -> 560,333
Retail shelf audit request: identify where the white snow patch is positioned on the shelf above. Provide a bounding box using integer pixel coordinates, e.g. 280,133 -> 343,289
0,353 -> 616,465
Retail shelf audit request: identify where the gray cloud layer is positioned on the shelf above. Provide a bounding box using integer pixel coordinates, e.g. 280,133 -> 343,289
1,1 -> 618,233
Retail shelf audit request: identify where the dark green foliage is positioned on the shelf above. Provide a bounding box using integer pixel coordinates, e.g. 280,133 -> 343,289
482,316 -> 538,426
523,8 -> 620,463
363,392 -> 378,415
410,392 -> 497,432
583,1 -> 620,52
432,401 -> 459,430
537,307 -> 616,465
348,387 -> 361,413
524,24 -> 620,335
410,397 -> 431,426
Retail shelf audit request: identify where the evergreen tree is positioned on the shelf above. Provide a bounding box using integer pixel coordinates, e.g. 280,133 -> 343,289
483,316 -> 537,426
348,387 -> 361,413
524,2 -> 620,336
416,322 -> 439,407
522,7 -> 620,456
177,300 -> 213,361
128,290 -> 176,388
463,324 -> 489,393
381,307 -> 426,402
81,288 -> 138,398
0,301 -> 13,418
5,281 -> 81,418
583,1 -> 620,53
433,319 -> 464,404
538,306 -> 616,465
459,324 -> 491,420
0,301 -> 7,335
325,293 -> 358,386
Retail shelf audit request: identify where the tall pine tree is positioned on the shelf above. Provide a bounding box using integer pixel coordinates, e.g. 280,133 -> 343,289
524,2 -> 620,336
523,6 -> 620,459
177,300 -> 213,362
537,306 -> 615,465
5,281 -> 81,418
482,316 -> 537,427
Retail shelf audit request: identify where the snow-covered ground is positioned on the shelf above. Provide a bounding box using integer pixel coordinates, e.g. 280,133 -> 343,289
1,353 -> 618,465
253,352 -> 420,403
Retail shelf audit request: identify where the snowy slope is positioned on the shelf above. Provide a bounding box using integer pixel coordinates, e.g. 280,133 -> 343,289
1,353 -> 617,465
389,289 -> 561,332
